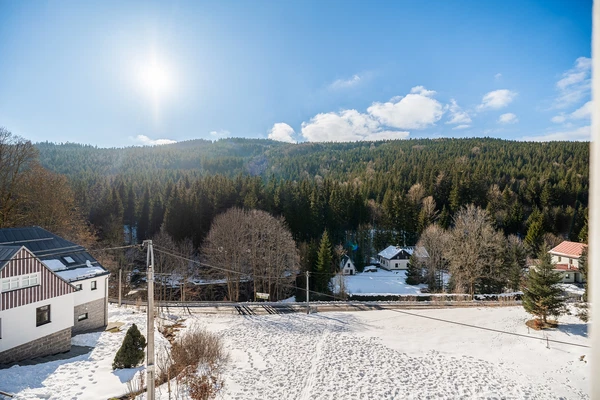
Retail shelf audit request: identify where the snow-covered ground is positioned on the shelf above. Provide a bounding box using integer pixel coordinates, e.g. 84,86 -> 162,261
0,306 -> 170,400
0,304 -> 590,399
335,268 -> 427,296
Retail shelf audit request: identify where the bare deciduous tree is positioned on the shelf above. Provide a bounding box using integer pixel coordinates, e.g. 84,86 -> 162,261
445,205 -> 505,297
203,208 -> 299,301
415,224 -> 449,292
0,128 -> 38,227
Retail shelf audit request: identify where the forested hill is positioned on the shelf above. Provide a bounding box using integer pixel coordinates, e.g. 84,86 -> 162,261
37,137 -> 588,186
35,137 -> 589,250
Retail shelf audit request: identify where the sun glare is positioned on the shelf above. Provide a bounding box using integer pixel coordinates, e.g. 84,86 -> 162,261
139,58 -> 172,98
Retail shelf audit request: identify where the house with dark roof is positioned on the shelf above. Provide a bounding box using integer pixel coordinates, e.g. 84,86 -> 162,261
339,255 -> 356,275
0,227 -> 109,364
548,241 -> 587,283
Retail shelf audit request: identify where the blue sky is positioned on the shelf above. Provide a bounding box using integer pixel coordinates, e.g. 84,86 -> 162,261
0,0 -> 592,147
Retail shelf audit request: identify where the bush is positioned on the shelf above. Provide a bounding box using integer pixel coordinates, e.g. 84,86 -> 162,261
113,323 -> 147,370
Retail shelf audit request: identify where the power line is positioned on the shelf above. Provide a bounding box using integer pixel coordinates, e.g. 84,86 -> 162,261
387,308 -> 590,349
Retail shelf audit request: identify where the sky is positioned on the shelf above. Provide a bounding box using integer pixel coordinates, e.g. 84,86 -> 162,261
0,0 -> 593,147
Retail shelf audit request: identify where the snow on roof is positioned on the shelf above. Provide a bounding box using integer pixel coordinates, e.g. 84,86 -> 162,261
549,241 -> 587,258
378,246 -> 414,259
42,259 -> 67,271
55,265 -> 107,282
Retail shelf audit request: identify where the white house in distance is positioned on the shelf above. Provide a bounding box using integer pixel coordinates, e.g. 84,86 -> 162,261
0,227 -> 109,364
377,246 -> 415,270
339,255 -> 356,275
548,240 -> 587,283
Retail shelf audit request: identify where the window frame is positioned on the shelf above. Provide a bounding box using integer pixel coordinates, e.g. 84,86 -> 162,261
77,313 -> 88,321
36,305 -> 51,327
91,280 -> 97,290
1,277 -> 20,292
75,284 -> 82,291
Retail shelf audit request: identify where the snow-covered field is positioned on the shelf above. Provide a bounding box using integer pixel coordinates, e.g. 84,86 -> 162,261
336,269 -> 427,295
0,305 -> 590,399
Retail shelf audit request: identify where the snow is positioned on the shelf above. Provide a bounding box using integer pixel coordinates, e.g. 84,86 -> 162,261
377,245 -> 404,259
0,306 -> 169,400
559,284 -> 586,295
201,307 -> 589,400
41,259 -> 66,271
0,304 -> 590,399
55,266 -> 107,282
337,268 -> 427,295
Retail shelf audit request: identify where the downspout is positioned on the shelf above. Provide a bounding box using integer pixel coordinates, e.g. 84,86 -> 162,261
104,275 -> 109,326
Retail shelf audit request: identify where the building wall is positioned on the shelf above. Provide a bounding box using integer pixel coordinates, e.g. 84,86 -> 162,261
72,297 -> 107,334
561,272 -> 576,283
0,293 -> 74,353
551,254 -> 580,269
0,327 -> 71,365
73,276 -> 106,306
380,258 -> 409,270
1,247 -> 75,311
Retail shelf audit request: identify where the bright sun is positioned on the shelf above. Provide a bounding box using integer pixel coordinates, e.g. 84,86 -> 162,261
139,59 -> 172,97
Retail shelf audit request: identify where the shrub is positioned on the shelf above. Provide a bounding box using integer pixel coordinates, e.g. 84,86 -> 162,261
113,323 -> 147,370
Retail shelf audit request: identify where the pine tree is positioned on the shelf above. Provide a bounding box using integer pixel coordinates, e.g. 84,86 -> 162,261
112,323 -> 146,370
522,247 -> 566,324
315,230 -> 333,294
405,254 -> 422,285
137,188 -> 150,242
579,247 -> 588,301
524,219 -> 544,256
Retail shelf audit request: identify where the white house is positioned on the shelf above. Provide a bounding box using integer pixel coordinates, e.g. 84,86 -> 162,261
0,246 -> 76,364
377,246 -> 415,270
0,227 -> 110,364
548,241 -> 587,283
339,255 -> 356,275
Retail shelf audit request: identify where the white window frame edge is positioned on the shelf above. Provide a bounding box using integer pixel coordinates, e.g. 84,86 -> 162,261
1,272 -> 41,292
589,3 -> 599,397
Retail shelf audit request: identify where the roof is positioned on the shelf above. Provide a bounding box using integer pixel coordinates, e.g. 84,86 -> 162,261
549,241 -> 587,258
378,245 -> 416,260
0,226 -> 108,282
340,255 -> 355,268
0,245 -> 22,269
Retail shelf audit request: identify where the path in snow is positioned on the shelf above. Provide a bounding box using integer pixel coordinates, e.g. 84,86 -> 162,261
207,309 -> 588,400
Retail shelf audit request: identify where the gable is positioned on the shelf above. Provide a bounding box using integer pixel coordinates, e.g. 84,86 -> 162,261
1,247 -> 75,311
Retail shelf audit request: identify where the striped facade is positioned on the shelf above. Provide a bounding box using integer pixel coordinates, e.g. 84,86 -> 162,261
0,247 -> 75,311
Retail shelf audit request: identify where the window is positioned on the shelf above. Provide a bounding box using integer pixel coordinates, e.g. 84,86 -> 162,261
21,273 -> 39,288
1,277 -> 20,292
36,305 -> 51,326
91,280 -> 97,290
558,256 -> 562,262
75,284 -> 82,291
77,313 -> 88,321
565,274 -> 570,279
63,256 -> 75,264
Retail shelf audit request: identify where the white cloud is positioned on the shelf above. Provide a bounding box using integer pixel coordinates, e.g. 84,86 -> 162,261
495,73 -> 502,80
498,113 -> 518,124
554,57 -> 591,109
329,74 -> 362,90
551,100 -> 593,123
268,123 -> 296,143
477,89 -> 517,110
570,101 -> 592,119
367,86 -> 444,129
134,135 -> 176,146
446,99 -> 472,125
210,129 -> 231,137
301,109 -> 408,142
453,124 -> 471,130
522,125 -> 590,142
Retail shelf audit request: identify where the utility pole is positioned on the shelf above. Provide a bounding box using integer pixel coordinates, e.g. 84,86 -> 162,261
143,240 -> 155,400
118,268 -> 122,307
305,271 -> 310,314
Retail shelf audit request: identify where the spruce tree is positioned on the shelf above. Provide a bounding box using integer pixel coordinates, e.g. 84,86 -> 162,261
113,323 -> 147,370
405,254 -> 422,285
522,247 -> 566,324
315,230 -> 333,295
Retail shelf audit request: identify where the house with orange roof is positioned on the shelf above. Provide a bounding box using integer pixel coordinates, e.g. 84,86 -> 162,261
548,241 -> 587,283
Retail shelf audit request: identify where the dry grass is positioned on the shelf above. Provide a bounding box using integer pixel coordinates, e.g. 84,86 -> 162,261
526,319 -> 559,330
